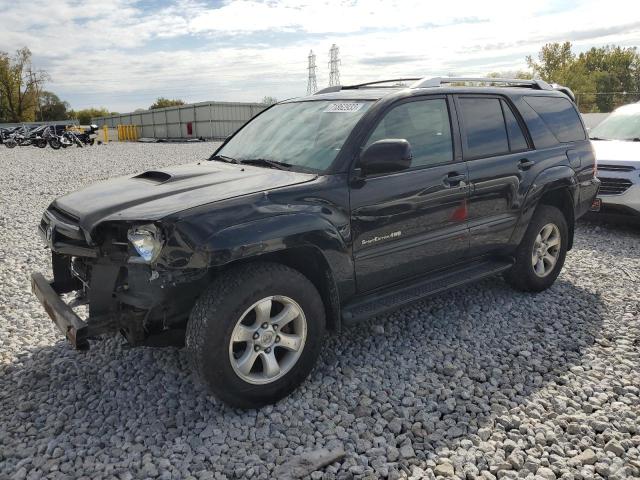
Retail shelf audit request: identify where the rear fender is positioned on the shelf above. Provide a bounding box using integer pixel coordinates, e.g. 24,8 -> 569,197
510,166 -> 577,248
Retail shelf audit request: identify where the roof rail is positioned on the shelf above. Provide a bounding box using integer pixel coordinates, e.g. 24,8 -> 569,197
313,76 -> 577,101
345,78 -> 421,89
411,76 -> 553,90
315,85 -> 342,95
314,78 -> 419,95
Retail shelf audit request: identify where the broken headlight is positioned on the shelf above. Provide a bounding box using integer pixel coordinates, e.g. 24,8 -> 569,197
127,224 -> 163,263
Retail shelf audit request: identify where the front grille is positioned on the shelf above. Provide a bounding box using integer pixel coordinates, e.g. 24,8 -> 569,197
598,165 -> 635,173
598,177 -> 633,195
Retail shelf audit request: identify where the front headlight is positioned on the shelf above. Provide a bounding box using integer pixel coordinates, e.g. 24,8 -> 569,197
127,224 -> 163,263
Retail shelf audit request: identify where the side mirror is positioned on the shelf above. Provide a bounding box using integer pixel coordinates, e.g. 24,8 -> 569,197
359,139 -> 412,175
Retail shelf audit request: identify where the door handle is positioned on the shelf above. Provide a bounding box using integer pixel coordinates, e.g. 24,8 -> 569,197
444,172 -> 466,187
518,159 -> 535,170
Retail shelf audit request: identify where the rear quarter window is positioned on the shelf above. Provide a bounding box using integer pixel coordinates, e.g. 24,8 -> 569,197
523,96 -> 585,143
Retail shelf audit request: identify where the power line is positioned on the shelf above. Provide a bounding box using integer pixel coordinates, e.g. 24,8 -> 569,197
328,44 -> 341,87
307,50 -> 318,95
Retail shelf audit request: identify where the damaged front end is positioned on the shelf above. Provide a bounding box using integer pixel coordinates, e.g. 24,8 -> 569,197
31,206 -> 208,350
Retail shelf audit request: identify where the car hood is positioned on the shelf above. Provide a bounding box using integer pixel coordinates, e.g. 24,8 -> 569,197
592,140 -> 640,165
51,161 -> 316,232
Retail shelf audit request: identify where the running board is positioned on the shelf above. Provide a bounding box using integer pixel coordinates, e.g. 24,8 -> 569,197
342,258 -> 514,324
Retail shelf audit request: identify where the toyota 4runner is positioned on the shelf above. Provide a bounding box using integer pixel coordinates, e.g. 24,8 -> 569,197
32,77 -> 600,408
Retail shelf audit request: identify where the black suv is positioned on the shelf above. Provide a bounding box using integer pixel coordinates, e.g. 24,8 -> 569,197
32,77 -> 599,408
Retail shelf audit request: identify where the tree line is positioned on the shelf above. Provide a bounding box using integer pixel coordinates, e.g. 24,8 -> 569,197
2,43 -> 639,123
0,48 -> 188,124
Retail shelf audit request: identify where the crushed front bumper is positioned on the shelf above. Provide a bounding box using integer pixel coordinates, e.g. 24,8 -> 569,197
31,272 -> 90,350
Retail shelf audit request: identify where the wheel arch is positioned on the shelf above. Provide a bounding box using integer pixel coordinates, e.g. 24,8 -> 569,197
214,246 -> 342,332
510,166 -> 578,250
538,187 -> 575,250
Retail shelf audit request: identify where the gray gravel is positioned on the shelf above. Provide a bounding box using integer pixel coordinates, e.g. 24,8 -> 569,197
1,143 -> 639,480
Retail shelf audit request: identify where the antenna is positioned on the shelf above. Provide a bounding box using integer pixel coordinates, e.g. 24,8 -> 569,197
328,44 -> 341,87
307,50 -> 318,94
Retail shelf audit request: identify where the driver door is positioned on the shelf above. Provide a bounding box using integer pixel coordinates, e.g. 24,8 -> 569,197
350,96 -> 471,293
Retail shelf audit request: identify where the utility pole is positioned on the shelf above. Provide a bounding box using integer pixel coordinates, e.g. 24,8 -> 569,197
328,44 -> 341,87
307,50 -> 318,95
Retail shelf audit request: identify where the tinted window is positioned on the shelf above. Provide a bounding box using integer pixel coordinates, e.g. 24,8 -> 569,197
459,97 -> 509,158
524,96 -> 585,143
366,98 -> 453,167
218,100 -> 373,172
501,100 -> 529,151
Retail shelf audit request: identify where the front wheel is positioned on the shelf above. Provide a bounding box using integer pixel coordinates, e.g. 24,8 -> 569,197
4,139 -> 17,149
186,262 -> 325,408
504,204 -> 568,292
48,138 -> 61,150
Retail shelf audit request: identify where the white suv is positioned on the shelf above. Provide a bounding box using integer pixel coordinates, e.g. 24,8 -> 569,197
589,102 -> 640,218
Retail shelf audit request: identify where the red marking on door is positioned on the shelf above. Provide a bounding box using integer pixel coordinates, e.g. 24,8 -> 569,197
451,199 -> 468,221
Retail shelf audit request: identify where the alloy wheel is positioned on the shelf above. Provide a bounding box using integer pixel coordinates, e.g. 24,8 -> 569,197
228,295 -> 307,385
531,223 -> 561,277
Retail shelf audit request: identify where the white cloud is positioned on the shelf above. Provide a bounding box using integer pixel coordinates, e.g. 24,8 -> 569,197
0,0 -> 638,111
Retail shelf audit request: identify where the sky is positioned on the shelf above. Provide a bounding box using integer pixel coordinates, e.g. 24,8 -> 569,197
1,0 -> 639,113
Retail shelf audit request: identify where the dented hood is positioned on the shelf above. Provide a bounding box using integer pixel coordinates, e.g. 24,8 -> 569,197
51,161 -> 316,232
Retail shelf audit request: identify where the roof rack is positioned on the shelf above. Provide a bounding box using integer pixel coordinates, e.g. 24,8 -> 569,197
410,76 -> 553,90
314,76 -> 576,101
315,78 -> 419,95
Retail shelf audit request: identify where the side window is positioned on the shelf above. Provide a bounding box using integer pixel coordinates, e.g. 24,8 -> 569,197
458,97 -> 509,158
523,96 -> 585,142
501,100 -> 529,152
365,98 -> 453,168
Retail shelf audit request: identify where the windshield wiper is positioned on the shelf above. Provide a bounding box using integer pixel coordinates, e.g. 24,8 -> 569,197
627,137 -> 640,142
210,154 -> 239,164
238,158 -> 292,170
589,136 -> 609,141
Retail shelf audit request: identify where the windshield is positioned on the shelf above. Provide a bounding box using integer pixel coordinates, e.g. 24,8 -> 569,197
590,105 -> 640,140
214,100 -> 373,172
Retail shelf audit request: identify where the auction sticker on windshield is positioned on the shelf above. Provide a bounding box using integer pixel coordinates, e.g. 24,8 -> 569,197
324,103 -> 364,113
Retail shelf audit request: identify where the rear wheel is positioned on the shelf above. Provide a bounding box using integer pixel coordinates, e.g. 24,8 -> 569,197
504,204 -> 568,292
48,138 -> 61,150
4,139 -> 17,148
186,262 -> 325,408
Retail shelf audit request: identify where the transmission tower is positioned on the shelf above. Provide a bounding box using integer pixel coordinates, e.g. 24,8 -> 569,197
328,44 -> 341,87
307,50 -> 318,94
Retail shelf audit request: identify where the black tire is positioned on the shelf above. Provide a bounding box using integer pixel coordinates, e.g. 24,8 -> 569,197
504,204 -> 568,292
186,262 -> 325,408
5,139 -> 17,149
35,139 -> 47,148
48,138 -> 61,150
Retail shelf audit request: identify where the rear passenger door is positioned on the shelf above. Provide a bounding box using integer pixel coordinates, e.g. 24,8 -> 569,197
455,95 -> 534,257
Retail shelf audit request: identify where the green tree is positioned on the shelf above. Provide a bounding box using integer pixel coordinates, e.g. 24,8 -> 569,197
525,42 -> 640,112
39,91 -> 70,121
149,97 -> 185,109
526,42 -> 574,81
69,107 -> 112,125
577,46 -> 640,112
0,47 -> 48,122
261,96 -> 278,105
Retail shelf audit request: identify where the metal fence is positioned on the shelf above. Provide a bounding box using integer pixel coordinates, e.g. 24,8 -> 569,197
91,101 -> 267,140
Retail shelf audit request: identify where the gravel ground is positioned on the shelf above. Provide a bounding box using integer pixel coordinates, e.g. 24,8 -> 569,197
1,143 -> 639,480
